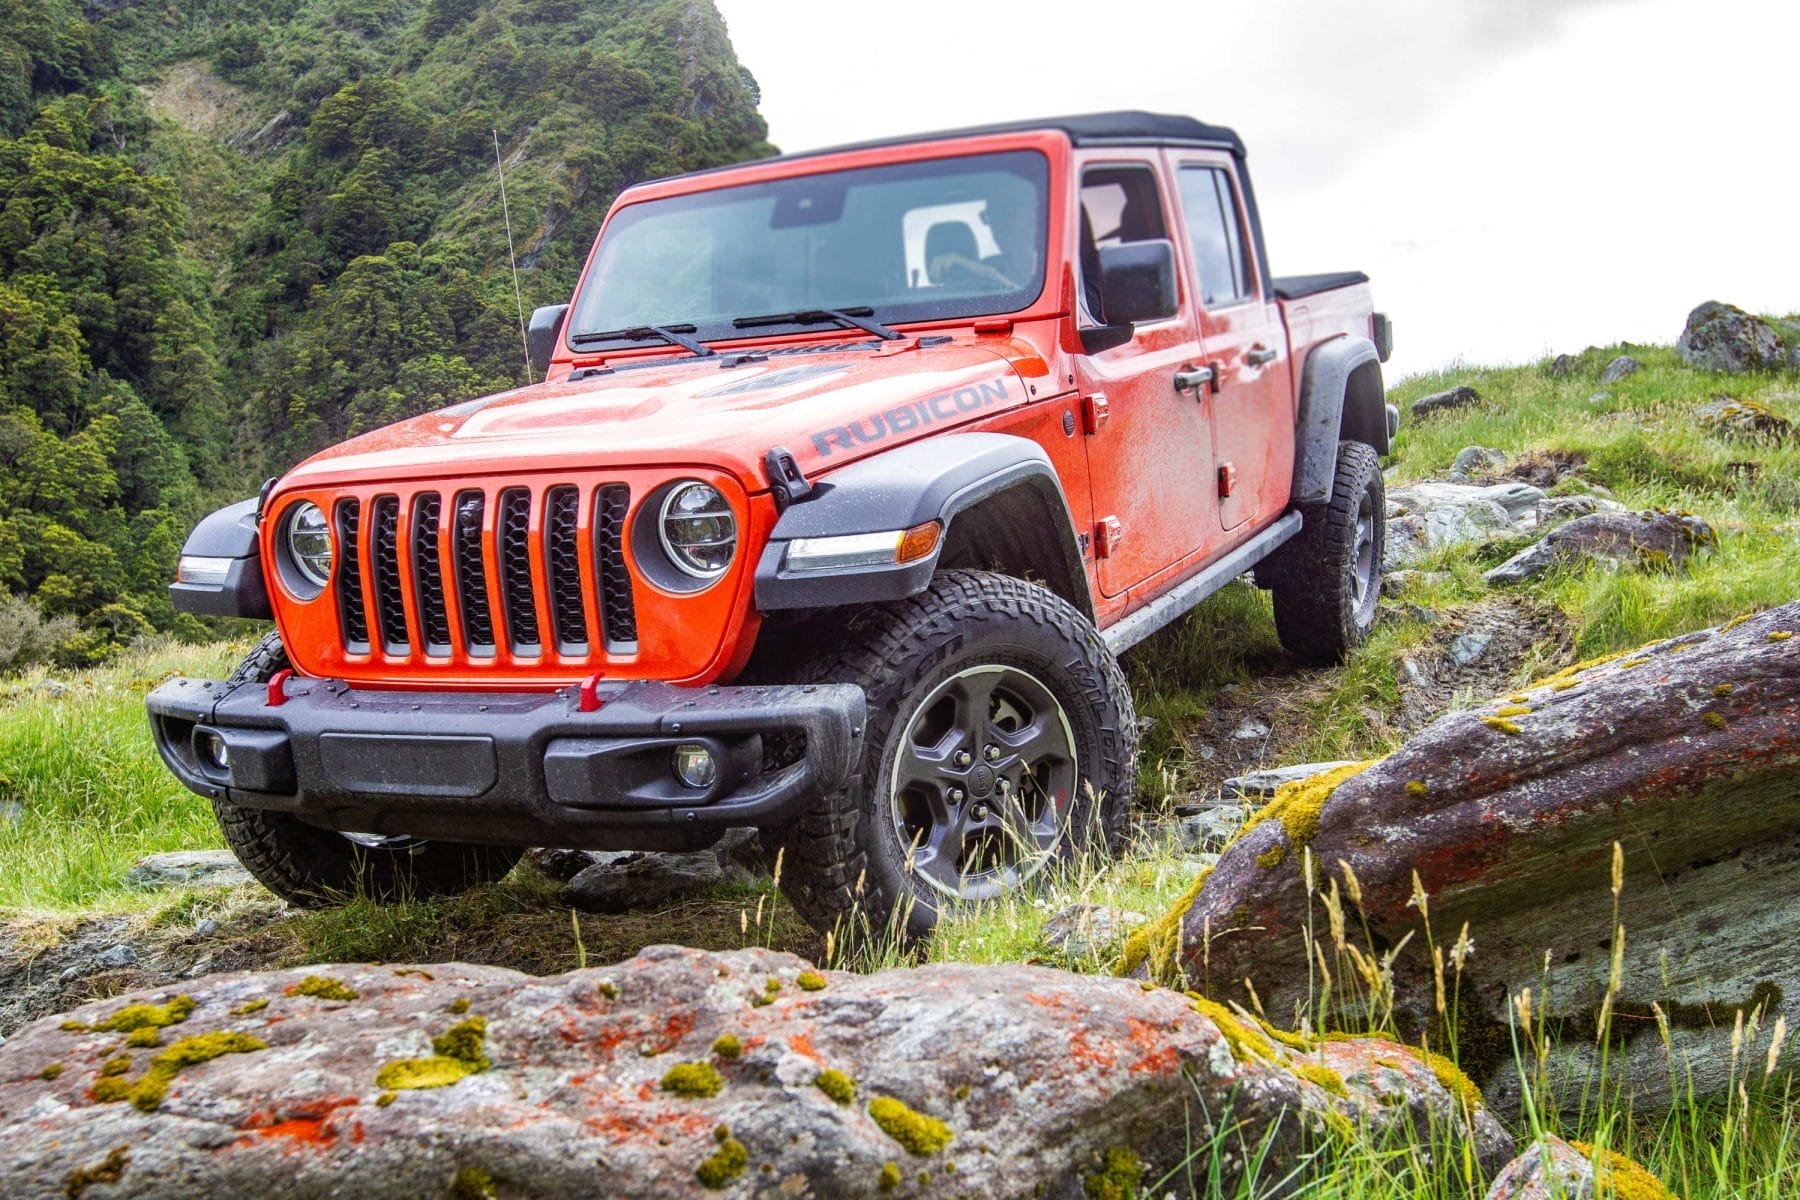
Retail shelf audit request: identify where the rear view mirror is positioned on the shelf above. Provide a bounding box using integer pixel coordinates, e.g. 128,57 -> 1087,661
1079,240 -> 1179,354
527,304 -> 570,378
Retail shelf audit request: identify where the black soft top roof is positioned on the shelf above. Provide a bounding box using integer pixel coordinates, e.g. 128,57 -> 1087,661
758,110 -> 1246,167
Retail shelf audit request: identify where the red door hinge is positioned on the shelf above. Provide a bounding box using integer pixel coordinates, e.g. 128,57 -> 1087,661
1218,462 -> 1237,498
1081,392 -> 1110,435
1094,516 -> 1124,558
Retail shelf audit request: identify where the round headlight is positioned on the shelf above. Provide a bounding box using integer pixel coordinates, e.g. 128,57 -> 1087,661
286,502 -> 333,588
658,482 -> 736,579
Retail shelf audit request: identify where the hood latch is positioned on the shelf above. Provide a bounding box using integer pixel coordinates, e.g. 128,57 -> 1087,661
764,447 -> 815,512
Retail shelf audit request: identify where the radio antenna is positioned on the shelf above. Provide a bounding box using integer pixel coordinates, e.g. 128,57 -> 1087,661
493,129 -> 531,378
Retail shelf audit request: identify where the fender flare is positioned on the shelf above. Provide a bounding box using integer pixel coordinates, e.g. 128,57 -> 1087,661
1291,336 -> 1390,507
753,433 -> 1091,619
169,498 -> 272,619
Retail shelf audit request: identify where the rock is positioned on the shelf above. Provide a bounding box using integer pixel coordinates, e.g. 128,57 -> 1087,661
1448,446 -> 1507,483
1447,631 -> 1492,667
1694,395 -> 1792,445
1597,355 -> 1640,385
563,850 -> 723,913
1128,602 -> 1800,1113
0,946 -> 1516,1196
1168,803 -> 1248,851
1410,385 -> 1482,419
1677,301 -> 1788,373
1229,718 -> 1271,742
1385,482 -> 1546,568
94,944 -> 137,970
1545,354 -> 1578,378
1484,509 -> 1715,585
1533,495 -> 1604,527
1040,904 -> 1145,957
123,851 -> 251,892
528,847 -> 597,883
1483,1135 -> 1671,1200
1223,761 -> 1359,800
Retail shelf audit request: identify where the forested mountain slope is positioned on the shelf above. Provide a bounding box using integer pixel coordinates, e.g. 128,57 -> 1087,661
0,0 -> 771,666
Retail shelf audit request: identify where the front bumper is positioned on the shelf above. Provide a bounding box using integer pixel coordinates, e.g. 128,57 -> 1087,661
146,675 -> 865,852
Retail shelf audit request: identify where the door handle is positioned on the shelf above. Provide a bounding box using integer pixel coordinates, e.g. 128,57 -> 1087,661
1173,366 -> 1215,394
1245,345 -> 1279,367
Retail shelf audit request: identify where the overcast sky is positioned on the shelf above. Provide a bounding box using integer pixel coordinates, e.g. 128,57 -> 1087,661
713,0 -> 1800,380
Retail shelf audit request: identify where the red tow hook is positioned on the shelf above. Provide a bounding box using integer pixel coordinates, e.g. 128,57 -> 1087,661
267,668 -> 293,707
577,671 -> 606,713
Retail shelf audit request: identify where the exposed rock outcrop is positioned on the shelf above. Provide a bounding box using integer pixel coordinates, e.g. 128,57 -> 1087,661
0,946 -> 1515,1197
1124,602 -> 1800,1112
1411,385 -> 1483,420
1597,355 -> 1641,384
1483,509 -> 1714,585
1677,301 -> 1789,373
1694,395 -> 1792,445
1484,1135 -> 1675,1200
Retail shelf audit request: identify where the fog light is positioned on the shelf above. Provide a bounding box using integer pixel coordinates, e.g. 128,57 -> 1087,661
197,730 -> 230,772
671,743 -> 718,790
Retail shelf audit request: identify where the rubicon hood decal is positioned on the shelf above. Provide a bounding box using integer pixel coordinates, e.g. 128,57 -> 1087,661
810,377 -> 1014,458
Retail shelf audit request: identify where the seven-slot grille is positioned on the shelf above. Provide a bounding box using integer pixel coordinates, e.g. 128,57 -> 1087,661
333,484 -> 639,661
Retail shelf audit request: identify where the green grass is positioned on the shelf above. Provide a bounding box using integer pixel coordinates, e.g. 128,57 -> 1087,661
2,341 -> 1796,1194
0,639 -> 243,910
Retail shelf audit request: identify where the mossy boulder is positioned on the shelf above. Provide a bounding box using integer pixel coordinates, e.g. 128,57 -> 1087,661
1676,301 -> 1790,373
1132,601 -> 1800,1113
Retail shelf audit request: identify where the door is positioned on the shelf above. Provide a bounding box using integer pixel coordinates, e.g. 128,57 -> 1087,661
1171,158 -> 1294,533
1072,159 -> 1217,597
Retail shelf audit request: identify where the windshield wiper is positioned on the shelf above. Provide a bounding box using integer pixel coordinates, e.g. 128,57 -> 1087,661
731,307 -> 904,341
569,323 -> 715,357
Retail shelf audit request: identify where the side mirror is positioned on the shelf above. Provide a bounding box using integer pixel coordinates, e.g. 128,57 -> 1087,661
1080,240 -> 1179,354
527,304 -> 570,378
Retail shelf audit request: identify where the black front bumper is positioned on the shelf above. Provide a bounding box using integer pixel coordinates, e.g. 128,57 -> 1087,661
146,675 -> 865,852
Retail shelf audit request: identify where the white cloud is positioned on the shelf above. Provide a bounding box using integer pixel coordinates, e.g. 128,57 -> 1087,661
716,0 -> 1800,378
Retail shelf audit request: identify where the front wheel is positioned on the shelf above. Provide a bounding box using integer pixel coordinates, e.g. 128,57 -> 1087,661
211,632 -> 523,907
1265,440 -> 1386,665
767,571 -> 1138,943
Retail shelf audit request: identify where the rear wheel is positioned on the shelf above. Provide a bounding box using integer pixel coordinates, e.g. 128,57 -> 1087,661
211,632 -> 523,907
767,571 -> 1137,943
1264,440 -> 1385,665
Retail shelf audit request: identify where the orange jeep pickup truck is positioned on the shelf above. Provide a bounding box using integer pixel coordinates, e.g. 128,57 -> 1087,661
149,112 -> 1396,939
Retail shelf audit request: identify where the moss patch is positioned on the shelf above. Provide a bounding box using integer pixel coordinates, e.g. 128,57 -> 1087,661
1769,631 -> 1792,643
696,1124 -> 748,1189
1240,760 -> 1377,850
1407,1045 -> 1483,1115
64,1144 -> 129,1198
878,1161 -> 902,1191
660,1061 -> 724,1098
125,1027 -> 161,1049
289,975 -> 360,1002
448,997 -> 471,1015
1702,711 -> 1727,730
1190,995 -> 1273,1062
376,1017 -> 491,1092
868,1095 -> 953,1155
1480,716 -> 1522,735
41,1062 -> 65,1080
229,999 -> 268,1016
796,969 -> 827,992
1495,704 -> 1532,717
448,1166 -> 498,1199
814,1067 -> 856,1105
63,994 -> 195,1035
1084,1145 -> 1144,1200
710,1033 -> 742,1060
1293,1061 -> 1348,1097
116,1031 -> 269,1112
1570,1141 -> 1679,1200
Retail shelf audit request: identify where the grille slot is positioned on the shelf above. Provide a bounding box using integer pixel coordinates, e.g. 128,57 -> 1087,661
594,485 -> 638,650
369,496 -> 409,653
451,491 -> 495,656
545,485 -> 588,653
411,493 -> 451,654
497,488 -> 541,654
336,499 -> 369,651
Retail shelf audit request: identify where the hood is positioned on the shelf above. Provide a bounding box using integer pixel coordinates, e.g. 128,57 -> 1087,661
283,338 -> 1035,493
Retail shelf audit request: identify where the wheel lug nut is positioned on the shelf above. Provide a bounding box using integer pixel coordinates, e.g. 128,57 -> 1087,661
972,804 -> 988,821
984,745 -> 1001,762
948,787 -> 965,803
953,750 -> 972,768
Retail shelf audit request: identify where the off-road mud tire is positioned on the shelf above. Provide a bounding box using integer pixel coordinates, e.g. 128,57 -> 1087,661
765,571 -> 1138,944
210,631 -> 524,907
1264,440 -> 1385,666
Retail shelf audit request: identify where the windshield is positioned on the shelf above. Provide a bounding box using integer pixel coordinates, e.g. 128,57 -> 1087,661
568,150 -> 1050,347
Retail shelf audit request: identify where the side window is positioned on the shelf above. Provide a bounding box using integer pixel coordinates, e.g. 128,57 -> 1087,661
1077,166 -> 1168,325
1177,166 -> 1253,308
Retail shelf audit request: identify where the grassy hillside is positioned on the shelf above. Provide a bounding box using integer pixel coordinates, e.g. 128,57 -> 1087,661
0,0 -> 770,669
1,341 -> 1796,1195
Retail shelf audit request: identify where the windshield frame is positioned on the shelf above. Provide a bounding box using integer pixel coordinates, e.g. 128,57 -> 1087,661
563,139 -> 1065,357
